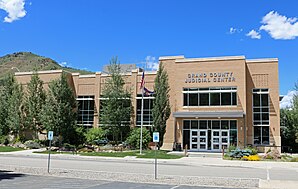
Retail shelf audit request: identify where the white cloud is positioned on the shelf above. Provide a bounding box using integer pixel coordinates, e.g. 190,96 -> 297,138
59,61 -> 69,67
246,29 -> 261,39
280,90 -> 298,109
228,27 -> 242,34
229,27 -> 237,34
145,56 -> 159,70
0,0 -> 26,23
260,11 -> 298,40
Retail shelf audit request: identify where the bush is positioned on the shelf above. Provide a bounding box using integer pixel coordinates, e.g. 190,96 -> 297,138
0,135 -> 9,145
245,146 -> 258,155
226,148 -> 253,158
126,128 -> 152,149
24,140 -> 41,149
85,128 -> 106,145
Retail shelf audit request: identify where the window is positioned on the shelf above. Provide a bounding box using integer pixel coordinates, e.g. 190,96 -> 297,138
252,89 -> 269,126
254,126 -> 269,145
253,89 -> 270,145
136,94 -> 155,126
99,96 -> 131,126
183,87 -> 237,107
77,96 -> 95,127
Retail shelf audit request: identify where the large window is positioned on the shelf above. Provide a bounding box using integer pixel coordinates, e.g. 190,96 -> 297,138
253,89 -> 269,125
77,96 -> 95,127
99,96 -> 131,126
253,88 -> 270,145
254,126 -> 269,145
136,94 -> 155,126
183,87 -> 237,107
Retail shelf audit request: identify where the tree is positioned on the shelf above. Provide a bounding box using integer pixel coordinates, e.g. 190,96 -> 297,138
100,57 -> 131,142
5,75 -> 25,140
41,72 -> 78,145
24,72 -> 46,139
280,82 -> 298,152
0,74 -> 16,136
152,62 -> 171,149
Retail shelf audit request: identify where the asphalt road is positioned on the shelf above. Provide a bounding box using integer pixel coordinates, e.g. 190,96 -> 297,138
0,172 -> 238,189
0,155 -> 297,181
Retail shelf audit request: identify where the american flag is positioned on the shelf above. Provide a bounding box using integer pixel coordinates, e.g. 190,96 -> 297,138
140,72 -> 145,89
144,87 -> 154,96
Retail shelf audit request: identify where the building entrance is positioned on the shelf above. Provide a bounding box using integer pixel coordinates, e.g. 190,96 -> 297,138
190,129 -> 229,151
183,120 -> 237,152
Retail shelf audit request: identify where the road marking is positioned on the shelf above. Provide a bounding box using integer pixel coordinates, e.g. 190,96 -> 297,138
266,166 -> 271,180
170,185 -> 180,189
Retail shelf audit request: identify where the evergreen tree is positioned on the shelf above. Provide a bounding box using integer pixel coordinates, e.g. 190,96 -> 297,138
24,72 -> 46,139
6,76 -> 25,140
41,72 -> 78,145
152,62 -> 171,149
100,57 -> 131,142
0,74 -> 23,137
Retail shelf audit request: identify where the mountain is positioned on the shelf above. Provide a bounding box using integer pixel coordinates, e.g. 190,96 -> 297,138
0,52 -> 94,80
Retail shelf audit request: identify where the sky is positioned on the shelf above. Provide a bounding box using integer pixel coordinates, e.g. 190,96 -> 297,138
0,0 -> 298,106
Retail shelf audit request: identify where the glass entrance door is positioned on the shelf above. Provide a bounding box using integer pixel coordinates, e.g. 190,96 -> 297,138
221,130 -> 229,150
199,130 -> 208,150
211,130 -> 230,151
211,130 -> 221,151
190,130 -> 198,150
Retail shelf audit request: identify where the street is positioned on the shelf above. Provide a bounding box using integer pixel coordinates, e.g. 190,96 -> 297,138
0,152 -> 298,188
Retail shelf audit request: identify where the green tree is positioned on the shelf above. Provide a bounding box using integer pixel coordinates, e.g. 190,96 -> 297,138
6,76 -> 25,140
100,57 -> 131,143
24,72 -> 46,139
41,72 -> 78,145
0,74 -> 16,136
152,62 -> 171,149
280,82 -> 298,152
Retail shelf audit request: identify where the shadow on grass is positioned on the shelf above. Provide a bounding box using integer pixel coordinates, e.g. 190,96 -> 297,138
0,170 -> 26,181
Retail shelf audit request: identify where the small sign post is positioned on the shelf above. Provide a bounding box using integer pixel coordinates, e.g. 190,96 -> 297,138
47,131 -> 53,173
153,132 -> 159,180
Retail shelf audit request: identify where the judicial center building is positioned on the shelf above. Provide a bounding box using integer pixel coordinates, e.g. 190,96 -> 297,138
15,55 -> 281,152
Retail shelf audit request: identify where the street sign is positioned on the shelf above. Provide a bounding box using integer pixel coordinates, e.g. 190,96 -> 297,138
153,132 -> 159,142
48,131 -> 53,141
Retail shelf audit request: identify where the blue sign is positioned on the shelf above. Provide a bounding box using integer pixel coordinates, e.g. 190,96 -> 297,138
48,131 -> 54,141
153,132 -> 159,142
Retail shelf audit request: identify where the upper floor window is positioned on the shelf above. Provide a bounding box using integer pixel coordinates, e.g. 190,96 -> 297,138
77,95 -> 95,127
183,87 -> 237,107
252,89 -> 269,126
136,94 -> 155,126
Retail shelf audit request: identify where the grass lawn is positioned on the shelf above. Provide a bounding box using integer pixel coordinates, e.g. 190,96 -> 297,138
35,150 -> 183,159
0,146 -> 24,152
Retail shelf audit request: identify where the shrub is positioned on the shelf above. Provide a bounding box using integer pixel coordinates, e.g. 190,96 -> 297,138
226,148 -> 253,158
85,128 -> 106,145
242,155 -> 260,161
0,135 -> 9,145
245,146 -> 258,155
24,140 -> 41,149
126,128 -> 152,149
227,145 -> 236,153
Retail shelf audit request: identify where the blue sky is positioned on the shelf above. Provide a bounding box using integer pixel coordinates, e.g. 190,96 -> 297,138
0,0 -> 298,98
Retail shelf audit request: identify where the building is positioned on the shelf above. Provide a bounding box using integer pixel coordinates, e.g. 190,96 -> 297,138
15,55 -> 281,152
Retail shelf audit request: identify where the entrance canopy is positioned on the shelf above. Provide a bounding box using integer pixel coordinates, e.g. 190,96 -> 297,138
173,111 -> 244,118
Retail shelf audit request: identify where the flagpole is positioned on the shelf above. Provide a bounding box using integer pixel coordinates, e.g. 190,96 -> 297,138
140,84 -> 144,154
